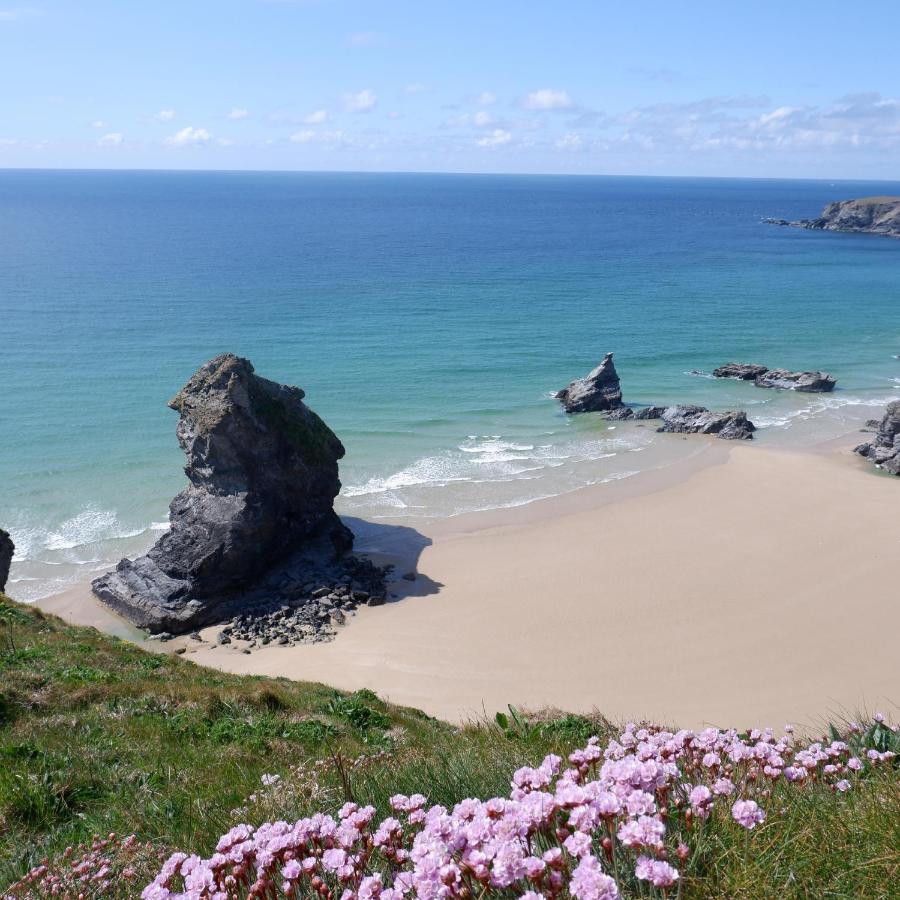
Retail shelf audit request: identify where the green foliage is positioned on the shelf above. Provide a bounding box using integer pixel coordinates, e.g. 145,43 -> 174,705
325,690 -> 392,732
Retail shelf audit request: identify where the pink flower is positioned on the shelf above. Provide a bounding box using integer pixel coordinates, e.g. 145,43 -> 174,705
732,799 -> 765,829
836,779 -> 851,792
635,855 -> 680,888
570,854 -> 620,899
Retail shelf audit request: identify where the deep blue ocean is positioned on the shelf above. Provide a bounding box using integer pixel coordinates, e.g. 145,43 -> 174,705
1,170 -> 898,599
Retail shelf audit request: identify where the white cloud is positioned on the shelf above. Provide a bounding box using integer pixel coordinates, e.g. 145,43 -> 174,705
97,132 -> 123,147
164,126 -> 211,146
523,89 -> 574,110
90,119 -> 106,129
154,108 -> 176,122
290,129 -> 353,148
446,110 -> 495,128
477,128 -> 512,147
227,107 -> 249,120
344,89 -> 377,112
304,109 -> 328,124
476,91 -> 497,106
556,131 -> 584,150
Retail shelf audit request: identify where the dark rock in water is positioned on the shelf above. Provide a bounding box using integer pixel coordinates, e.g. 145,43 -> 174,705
0,529 -> 13,593
92,354 -> 361,633
754,369 -> 836,392
556,352 -> 624,414
713,363 -> 770,381
603,407 -> 634,420
633,406 -> 667,420
657,405 -> 755,440
854,401 -> 900,475
773,197 -> 900,239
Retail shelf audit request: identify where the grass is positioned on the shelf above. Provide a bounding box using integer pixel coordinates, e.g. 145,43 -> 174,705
1,593 -> 897,897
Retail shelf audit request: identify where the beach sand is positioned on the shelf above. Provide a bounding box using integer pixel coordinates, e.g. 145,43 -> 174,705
37,441 -> 899,731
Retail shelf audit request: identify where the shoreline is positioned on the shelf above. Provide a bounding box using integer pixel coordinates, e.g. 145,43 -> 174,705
32,437 -> 899,729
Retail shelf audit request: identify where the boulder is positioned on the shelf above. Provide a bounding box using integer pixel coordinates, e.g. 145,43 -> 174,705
657,405 -> 755,440
713,363 -> 770,381
633,406 -> 667,420
0,529 -> 13,593
854,401 -> 900,475
754,369 -> 836,392
556,352 -> 624,413
603,407 -> 634,421
92,354 -> 354,633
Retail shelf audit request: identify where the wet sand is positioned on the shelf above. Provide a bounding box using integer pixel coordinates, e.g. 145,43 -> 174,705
36,441 -> 899,730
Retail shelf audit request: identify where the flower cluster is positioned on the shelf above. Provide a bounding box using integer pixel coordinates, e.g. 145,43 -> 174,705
5,833 -> 165,898
141,719 -> 896,899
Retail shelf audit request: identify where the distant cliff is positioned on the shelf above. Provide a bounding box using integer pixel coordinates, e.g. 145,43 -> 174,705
766,196 -> 900,238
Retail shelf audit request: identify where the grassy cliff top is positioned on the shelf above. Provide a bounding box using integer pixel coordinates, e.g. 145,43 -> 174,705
1,593 -> 897,898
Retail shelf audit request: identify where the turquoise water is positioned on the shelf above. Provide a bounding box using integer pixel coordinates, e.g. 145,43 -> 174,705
1,171 -> 898,600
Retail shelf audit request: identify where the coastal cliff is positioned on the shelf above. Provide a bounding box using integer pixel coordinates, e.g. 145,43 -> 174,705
767,196 -> 900,238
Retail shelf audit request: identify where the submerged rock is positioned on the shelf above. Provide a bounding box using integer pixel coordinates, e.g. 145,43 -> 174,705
854,401 -> 900,475
0,529 -> 13,593
657,405 -> 755,440
754,369 -> 836,392
92,354 -> 359,633
713,363 -> 770,381
556,352 -> 624,413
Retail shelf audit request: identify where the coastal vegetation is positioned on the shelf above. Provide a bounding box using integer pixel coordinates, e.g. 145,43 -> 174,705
2,594 -> 898,898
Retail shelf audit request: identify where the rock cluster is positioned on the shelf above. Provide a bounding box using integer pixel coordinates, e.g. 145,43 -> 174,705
93,354 -> 379,634
766,197 -> 900,239
556,353 -> 624,413
602,406 -> 666,421
0,529 -> 13,593
712,363 -> 769,381
854,401 -> 900,475
713,363 -> 836,392
657,405 -> 756,440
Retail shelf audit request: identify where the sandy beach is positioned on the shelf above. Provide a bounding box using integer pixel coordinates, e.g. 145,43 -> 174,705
37,439 -> 899,730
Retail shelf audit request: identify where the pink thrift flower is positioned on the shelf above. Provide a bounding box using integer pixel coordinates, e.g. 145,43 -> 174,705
732,799 -> 765,829
569,854 -> 620,899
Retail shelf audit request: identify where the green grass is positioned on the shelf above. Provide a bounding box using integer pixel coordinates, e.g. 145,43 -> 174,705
0,593 -> 897,897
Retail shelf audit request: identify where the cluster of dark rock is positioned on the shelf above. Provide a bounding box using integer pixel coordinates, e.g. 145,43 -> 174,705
93,354 -> 387,640
0,529 -> 13,593
854,401 -> 900,475
556,353 -> 755,440
713,363 -> 836,393
765,197 -> 900,239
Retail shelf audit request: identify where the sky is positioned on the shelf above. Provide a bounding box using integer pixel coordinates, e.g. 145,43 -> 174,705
2,1 -> 900,178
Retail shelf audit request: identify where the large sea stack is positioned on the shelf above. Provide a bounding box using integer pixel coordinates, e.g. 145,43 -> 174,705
556,352 -> 624,413
0,529 -> 13,593
854,401 -> 900,475
92,354 -> 355,632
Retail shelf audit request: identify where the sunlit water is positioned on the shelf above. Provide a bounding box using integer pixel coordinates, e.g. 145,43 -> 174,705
1,171 -> 898,600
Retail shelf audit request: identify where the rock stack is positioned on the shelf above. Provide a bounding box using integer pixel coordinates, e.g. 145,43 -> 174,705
93,354 -> 383,634
854,401 -> 900,475
657,405 -> 756,440
0,529 -> 13,593
556,353 -> 624,413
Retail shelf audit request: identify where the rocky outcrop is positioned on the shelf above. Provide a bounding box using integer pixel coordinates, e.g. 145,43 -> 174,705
713,363 -> 836,392
602,406 -> 667,422
766,197 -> 900,238
0,529 -> 13,593
92,354 -> 371,633
657,405 -> 755,440
713,363 -> 770,381
754,369 -> 836,392
556,353 -> 624,413
854,401 -> 900,475
633,406 -> 666,420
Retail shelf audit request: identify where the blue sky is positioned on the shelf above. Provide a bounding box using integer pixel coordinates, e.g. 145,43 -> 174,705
2,0 -> 900,177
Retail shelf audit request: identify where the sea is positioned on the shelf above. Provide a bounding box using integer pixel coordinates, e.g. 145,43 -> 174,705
1,170 -> 898,601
